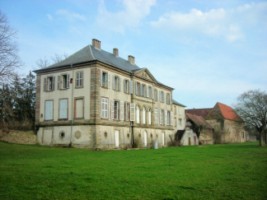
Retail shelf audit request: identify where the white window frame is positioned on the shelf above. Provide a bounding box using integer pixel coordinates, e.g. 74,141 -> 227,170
101,97 -> 109,119
75,71 -> 83,88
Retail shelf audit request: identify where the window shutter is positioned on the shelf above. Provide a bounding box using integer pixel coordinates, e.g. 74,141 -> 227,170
43,78 -> 47,92
66,74 -> 70,89
135,82 -> 138,96
120,101 -> 124,121
52,76 -> 56,91
118,77 -> 121,91
130,103 -> 135,122
165,110 -> 167,126
154,108 -> 158,125
110,100 -> 114,120
57,75 -> 61,90
112,76 -> 115,90
107,74 -> 110,89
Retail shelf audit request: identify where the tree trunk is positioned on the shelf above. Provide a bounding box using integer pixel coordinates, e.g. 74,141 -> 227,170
259,131 -> 266,146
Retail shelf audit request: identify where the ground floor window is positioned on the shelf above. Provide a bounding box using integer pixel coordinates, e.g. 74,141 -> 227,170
74,98 -> 84,119
44,100 -> 53,120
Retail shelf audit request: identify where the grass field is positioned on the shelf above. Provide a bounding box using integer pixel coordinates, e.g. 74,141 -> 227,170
0,142 -> 267,200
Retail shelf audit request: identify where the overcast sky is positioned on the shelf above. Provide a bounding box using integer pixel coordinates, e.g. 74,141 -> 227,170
1,0 -> 266,108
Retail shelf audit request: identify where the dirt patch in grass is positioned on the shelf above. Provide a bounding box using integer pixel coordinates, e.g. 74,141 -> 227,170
0,130 -> 36,144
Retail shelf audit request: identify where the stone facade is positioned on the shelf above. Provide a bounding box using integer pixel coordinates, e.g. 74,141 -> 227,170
186,102 -> 247,144
34,39 -> 185,149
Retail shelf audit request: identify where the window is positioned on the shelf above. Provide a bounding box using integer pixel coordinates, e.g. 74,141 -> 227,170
148,109 -> 151,125
74,98 -> 84,119
124,79 -> 130,94
179,118 -> 182,126
124,102 -> 130,121
113,100 -> 120,120
166,93 -> 171,105
136,82 -> 140,96
141,84 -> 147,97
101,97 -> 109,119
136,106 -> 140,124
160,91 -> 164,103
44,100 -> 53,120
148,86 -> 152,98
142,107 -> 146,124
130,103 -> 135,122
58,74 -> 70,90
59,99 -> 68,120
154,89 -> 158,101
160,109 -> 164,125
44,76 -> 55,92
167,111 -> 171,125
113,76 -> 120,91
76,71 -> 83,88
154,108 -> 158,125
101,71 -> 108,88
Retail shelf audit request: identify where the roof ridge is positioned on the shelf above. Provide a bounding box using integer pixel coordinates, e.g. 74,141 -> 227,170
89,45 -> 95,60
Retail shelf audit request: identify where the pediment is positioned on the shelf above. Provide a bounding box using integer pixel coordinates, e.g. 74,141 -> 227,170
134,68 -> 157,82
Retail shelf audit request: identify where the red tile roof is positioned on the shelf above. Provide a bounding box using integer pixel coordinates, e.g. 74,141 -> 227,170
215,102 -> 242,121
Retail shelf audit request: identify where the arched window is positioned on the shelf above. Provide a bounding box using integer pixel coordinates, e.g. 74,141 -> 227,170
136,106 -> 140,124
142,107 -> 146,124
148,109 -> 152,125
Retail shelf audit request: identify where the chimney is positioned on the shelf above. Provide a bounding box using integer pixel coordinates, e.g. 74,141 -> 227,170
113,48 -> 119,57
92,38 -> 101,49
128,55 -> 135,65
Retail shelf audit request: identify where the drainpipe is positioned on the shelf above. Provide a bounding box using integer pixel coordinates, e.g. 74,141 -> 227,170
130,73 -> 135,148
70,64 -> 74,147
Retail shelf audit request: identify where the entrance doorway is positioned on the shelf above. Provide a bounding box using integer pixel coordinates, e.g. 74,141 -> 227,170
114,130 -> 119,148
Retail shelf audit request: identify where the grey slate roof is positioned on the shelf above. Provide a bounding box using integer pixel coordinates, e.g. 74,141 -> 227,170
36,45 -> 140,73
34,42 -> 176,91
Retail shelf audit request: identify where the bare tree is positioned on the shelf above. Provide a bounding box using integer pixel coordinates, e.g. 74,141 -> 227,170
0,11 -> 20,83
235,90 -> 267,146
36,57 -> 50,69
51,53 -> 68,64
36,53 -> 68,69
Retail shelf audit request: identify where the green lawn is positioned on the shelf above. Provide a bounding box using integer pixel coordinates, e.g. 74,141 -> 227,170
0,142 -> 267,200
